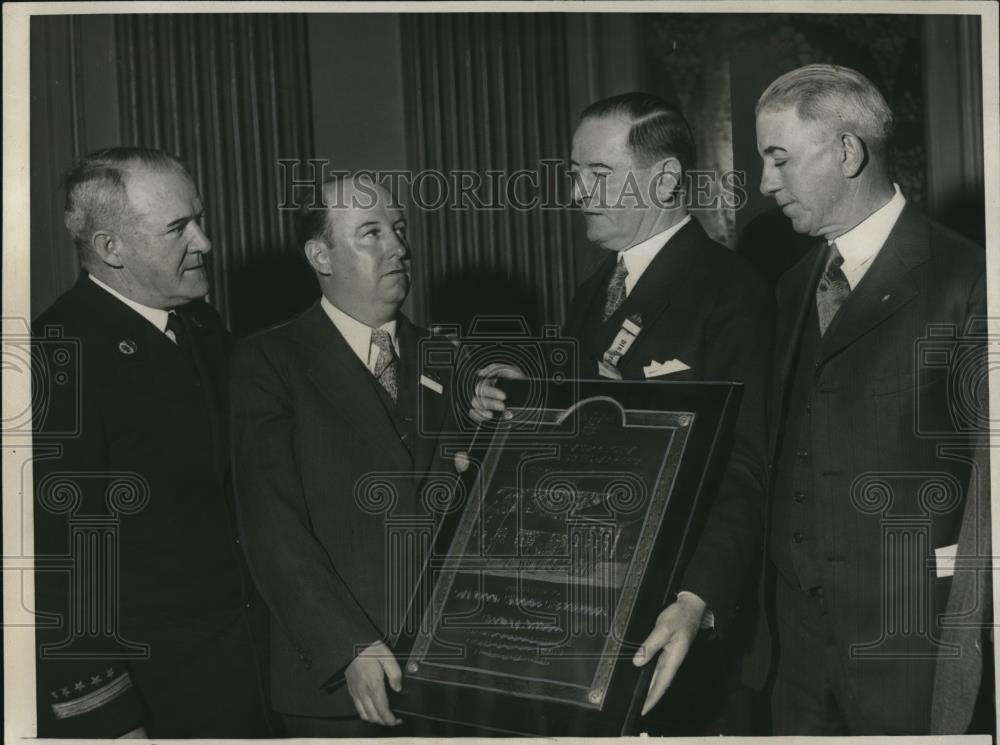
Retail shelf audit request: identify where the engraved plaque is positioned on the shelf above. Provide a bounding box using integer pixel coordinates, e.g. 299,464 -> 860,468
393,379 -> 742,736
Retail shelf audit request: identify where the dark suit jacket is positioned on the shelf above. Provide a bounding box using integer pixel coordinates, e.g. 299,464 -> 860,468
761,204 -> 987,732
32,275 -> 272,738
229,302 -> 451,717
564,217 -> 773,632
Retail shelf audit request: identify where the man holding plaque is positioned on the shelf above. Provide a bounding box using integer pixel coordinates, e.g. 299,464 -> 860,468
473,93 -> 773,732
230,176 -> 452,737
752,64 -> 988,734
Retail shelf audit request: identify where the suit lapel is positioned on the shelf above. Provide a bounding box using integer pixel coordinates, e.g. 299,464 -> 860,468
816,205 -> 929,368
564,254 -> 615,339
770,243 -> 826,455
300,304 -> 411,470
611,219 -> 703,370
76,276 -> 193,397
396,318 -> 449,471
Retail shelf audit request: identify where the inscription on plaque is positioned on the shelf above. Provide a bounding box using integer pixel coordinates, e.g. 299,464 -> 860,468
408,396 -> 692,708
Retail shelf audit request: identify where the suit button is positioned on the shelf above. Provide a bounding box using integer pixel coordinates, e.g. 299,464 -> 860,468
796,448 -> 809,459
792,531 -> 804,544
794,491 -> 806,503
805,402 -> 812,412
244,601 -> 253,609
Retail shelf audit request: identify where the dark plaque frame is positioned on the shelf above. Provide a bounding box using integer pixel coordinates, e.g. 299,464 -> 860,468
392,378 -> 742,736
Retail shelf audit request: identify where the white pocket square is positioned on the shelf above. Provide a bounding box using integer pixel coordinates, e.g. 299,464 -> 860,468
643,359 -> 691,379
935,544 -> 958,578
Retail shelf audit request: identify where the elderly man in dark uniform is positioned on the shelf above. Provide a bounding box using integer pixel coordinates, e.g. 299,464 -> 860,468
32,147 -> 274,738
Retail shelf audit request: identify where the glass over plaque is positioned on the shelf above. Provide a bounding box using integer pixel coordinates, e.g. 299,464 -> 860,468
393,378 -> 742,736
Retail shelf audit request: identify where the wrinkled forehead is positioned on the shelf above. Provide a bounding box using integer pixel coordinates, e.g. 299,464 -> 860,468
756,103 -> 832,144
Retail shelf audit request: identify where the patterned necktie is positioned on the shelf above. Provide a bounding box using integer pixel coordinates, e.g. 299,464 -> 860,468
603,257 -> 629,321
816,242 -> 850,336
370,328 -> 398,402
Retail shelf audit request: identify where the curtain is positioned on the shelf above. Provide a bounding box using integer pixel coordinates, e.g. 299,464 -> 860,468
400,14 -> 578,331
116,14 -> 315,333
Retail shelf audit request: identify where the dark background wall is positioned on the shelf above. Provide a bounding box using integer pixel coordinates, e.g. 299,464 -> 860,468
29,12 -> 985,332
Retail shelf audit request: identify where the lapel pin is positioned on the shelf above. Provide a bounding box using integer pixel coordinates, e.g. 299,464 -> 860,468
118,339 -> 138,355
189,316 -> 203,328
881,293 -> 891,302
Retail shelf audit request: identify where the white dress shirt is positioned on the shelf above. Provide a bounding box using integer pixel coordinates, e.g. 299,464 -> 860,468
320,296 -> 398,373
831,183 -> 906,290
619,214 -> 692,295
88,273 -> 177,342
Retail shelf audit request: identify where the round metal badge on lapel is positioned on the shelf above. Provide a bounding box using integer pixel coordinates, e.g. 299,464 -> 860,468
118,339 -> 138,355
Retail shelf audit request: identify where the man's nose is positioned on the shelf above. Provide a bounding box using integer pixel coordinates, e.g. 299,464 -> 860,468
759,164 -> 780,197
190,222 -> 212,253
571,174 -> 590,207
387,231 -> 408,260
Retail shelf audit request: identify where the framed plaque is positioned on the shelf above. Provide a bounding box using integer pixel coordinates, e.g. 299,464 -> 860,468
392,378 -> 742,736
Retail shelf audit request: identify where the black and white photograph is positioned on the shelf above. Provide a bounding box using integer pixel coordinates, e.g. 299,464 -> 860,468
3,1 -> 998,741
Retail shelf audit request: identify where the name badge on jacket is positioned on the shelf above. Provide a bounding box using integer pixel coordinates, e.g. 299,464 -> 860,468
599,314 -> 642,379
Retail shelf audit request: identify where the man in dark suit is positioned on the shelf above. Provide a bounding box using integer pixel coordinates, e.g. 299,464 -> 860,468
753,63 -> 988,734
32,147 -> 274,738
230,176 -> 451,737
473,93 -> 773,733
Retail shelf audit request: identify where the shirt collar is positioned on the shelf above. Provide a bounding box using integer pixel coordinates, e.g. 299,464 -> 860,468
619,214 -> 692,294
320,295 -> 398,369
88,273 -> 171,333
831,183 -> 906,288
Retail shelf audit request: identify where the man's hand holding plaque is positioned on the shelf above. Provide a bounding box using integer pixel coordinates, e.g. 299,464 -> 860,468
468,363 -> 526,422
633,592 -> 708,715
345,642 -> 404,727
454,363 -> 526,474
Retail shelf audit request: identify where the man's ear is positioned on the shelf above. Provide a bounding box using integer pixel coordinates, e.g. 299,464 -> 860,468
840,132 -> 868,178
652,156 -> 684,207
91,230 -> 125,268
304,239 -> 332,276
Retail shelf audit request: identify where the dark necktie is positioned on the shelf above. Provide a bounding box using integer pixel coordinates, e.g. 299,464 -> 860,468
166,311 -> 188,347
371,328 -> 398,402
603,257 -> 629,321
816,243 -> 850,335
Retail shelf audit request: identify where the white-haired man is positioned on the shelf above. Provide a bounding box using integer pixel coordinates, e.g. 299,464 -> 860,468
752,64 -> 988,735
32,147 -> 275,738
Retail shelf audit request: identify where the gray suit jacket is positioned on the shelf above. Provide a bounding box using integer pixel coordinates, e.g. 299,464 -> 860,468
230,303 -> 451,717
930,426 -> 993,734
